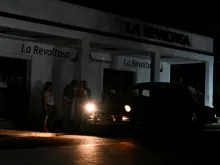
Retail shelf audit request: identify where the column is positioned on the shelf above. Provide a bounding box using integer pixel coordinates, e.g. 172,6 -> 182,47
78,40 -> 90,81
150,52 -> 160,82
205,61 -> 214,107
111,55 -> 117,69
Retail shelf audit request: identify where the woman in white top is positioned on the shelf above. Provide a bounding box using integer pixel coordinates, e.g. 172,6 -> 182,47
43,82 -> 56,132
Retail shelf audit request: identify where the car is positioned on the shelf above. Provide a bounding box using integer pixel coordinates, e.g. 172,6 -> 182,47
78,93 -> 130,132
121,82 -> 217,133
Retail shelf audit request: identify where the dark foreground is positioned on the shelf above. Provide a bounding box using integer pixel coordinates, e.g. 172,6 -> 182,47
0,128 -> 220,165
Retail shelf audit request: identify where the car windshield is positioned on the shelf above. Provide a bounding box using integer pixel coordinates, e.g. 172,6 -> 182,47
125,85 -> 197,105
123,88 -> 150,100
133,88 -> 150,97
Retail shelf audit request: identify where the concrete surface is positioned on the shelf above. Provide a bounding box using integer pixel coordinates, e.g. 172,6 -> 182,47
0,129 -> 220,165
0,133 -> 191,165
0,129 -> 63,137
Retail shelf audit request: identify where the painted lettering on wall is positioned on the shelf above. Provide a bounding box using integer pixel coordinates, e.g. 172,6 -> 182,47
21,44 -> 70,59
124,59 -> 163,72
124,59 -> 151,68
121,21 -> 191,47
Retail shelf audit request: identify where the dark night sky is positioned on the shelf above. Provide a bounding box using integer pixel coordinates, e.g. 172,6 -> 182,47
61,0 -> 219,37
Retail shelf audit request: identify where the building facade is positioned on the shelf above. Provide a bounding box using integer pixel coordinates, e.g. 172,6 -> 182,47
0,0 -> 214,118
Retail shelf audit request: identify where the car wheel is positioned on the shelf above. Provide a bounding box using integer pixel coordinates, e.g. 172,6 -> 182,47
79,119 -> 89,133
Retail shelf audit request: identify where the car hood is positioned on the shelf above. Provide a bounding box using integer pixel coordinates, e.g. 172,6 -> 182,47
196,103 -> 215,115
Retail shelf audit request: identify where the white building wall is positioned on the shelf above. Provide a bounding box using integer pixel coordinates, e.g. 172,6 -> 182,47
26,56 -> 79,116
30,56 -> 79,117
115,55 -> 170,83
30,56 -> 52,116
0,38 -> 171,116
31,54 -> 78,116
89,52 -> 171,103
87,62 -> 105,102
0,0 -> 213,109
87,52 -> 112,102
0,38 -> 78,116
160,64 -> 171,82
0,0 -> 213,54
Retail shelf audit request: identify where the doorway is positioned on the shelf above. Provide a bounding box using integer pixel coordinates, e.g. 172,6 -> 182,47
103,68 -> 135,98
171,63 -> 205,104
0,57 -> 29,119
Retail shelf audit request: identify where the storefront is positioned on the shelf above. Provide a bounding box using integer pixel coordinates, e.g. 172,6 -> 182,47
0,37 -> 171,117
0,0 -> 214,118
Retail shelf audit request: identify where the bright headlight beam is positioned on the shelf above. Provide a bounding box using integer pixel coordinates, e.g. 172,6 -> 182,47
124,105 -> 131,112
85,103 -> 95,113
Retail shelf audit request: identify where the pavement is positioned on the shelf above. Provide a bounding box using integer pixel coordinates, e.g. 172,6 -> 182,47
0,128 -> 220,165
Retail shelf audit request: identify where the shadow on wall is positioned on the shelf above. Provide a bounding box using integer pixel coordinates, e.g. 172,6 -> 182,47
30,80 -> 44,118
31,57 -> 78,119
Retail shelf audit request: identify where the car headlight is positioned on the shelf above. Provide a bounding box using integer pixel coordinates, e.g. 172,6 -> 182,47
124,105 -> 131,112
85,103 -> 95,113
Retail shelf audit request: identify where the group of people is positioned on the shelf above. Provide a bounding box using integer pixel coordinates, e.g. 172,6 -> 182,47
43,79 -> 91,132
175,78 -> 203,103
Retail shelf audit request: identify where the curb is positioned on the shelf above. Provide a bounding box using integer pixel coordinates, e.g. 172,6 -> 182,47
0,129 -> 65,137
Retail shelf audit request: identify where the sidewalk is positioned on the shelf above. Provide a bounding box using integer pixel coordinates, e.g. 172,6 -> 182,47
0,116 -> 46,132
0,129 -> 63,137
0,116 -> 74,134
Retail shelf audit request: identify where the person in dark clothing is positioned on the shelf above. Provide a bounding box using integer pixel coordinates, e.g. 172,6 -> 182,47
63,79 -> 78,128
73,81 -> 90,127
43,82 -> 56,132
82,80 -> 92,100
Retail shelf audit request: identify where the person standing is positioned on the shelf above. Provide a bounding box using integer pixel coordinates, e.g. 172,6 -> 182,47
83,80 -> 92,100
74,81 -> 90,131
75,81 -> 88,121
63,79 -> 78,128
43,82 -> 56,132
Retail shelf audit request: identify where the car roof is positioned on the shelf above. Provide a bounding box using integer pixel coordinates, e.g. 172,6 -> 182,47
132,82 -> 181,90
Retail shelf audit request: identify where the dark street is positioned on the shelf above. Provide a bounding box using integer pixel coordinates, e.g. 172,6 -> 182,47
0,129 -> 220,165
